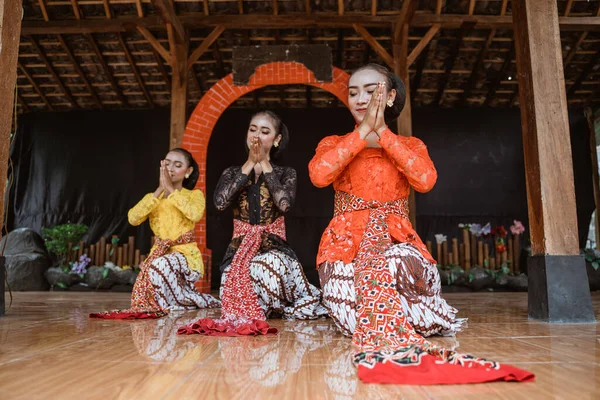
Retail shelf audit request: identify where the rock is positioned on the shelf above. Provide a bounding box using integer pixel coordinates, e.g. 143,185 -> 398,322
115,269 -> 138,286
466,266 -> 495,291
586,262 -> 600,291
0,228 -> 49,257
85,266 -> 117,289
45,267 -> 75,288
449,266 -> 467,286
494,273 -> 509,289
506,274 -> 528,291
3,228 -> 51,291
5,254 -> 50,291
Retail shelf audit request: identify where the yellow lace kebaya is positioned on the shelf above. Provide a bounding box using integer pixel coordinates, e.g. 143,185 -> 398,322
128,188 -> 205,275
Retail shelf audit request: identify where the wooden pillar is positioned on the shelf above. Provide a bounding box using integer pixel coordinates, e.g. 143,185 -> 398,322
393,23 -> 416,228
584,108 -> 600,249
169,35 -> 188,149
0,0 -> 23,316
512,0 -> 594,323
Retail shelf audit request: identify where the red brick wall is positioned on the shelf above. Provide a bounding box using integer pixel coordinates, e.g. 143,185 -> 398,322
182,62 -> 350,292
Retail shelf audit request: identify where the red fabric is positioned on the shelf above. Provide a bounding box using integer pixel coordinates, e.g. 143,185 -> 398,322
178,217 -> 286,336
336,191 -> 534,385
88,311 -> 165,319
89,231 -> 195,320
357,352 -> 535,385
176,318 -> 278,336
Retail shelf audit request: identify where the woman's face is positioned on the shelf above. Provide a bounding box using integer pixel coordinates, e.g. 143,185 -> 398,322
246,114 -> 281,155
164,151 -> 192,184
348,68 -> 395,123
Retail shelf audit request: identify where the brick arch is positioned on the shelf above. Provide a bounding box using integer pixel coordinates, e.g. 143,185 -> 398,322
182,62 -> 350,290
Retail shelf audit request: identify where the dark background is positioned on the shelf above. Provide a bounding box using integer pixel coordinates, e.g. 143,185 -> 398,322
8,107 -> 594,288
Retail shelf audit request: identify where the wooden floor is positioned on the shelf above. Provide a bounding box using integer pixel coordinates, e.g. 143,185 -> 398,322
1,293 -> 600,399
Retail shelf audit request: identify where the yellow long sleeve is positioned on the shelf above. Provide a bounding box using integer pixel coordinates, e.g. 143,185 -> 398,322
128,193 -> 159,226
167,189 -> 205,223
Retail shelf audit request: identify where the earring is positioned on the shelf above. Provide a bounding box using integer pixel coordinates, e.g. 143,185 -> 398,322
274,141 -> 279,148
185,174 -> 190,179
387,99 -> 394,107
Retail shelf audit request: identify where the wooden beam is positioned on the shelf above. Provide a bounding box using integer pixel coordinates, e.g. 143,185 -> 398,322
564,31 -> 588,69
273,0 -> 278,15
483,42 -> 515,107
435,22 -> 474,105
37,0 -> 49,22
20,14 -> 600,34
86,33 -> 126,106
29,37 -> 78,108
338,0 -> 344,16
151,47 -> 171,89
135,0 -> 144,17
203,0 -> 209,16
187,25 -> 225,70
567,49 -> 600,97
0,0 -> 23,232
468,0 -> 476,15
102,0 -> 112,19
137,26 -> 171,64
169,38 -> 189,149
17,94 -> 30,113
353,24 -> 394,69
371,0 -> 377,16
436,0 -> 442,15
70,0 -> 82,19
238,0 -> 244,14
56,34 -> 103,108
407,24 -> 440,66
564,0 -> 575,17
512,0 -> 579,256
117,33 -> 154,107
305,0 -> 311,14
151,0 -> 185,44
393,0 -> 418,42
18,62 -> 53,110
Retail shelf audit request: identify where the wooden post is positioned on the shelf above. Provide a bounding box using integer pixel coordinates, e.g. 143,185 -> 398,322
123,244 -> 129,266
484,243 -> 490,266
99,237 -> 106,265
426,240 -> 432,256
90,245 -> 96,266
77,241 -> 84,259
477,241 -> 484,266
463,229 -> 471,269
168,23 -> 189,149
513,0 -> 594,322
134,249 -> 141,266
452,238 -> 459,266
459,243 -> 465,267
393,23 -> 416,228
105,244 -> 111,265
117,247 -> 123,267
128,236 -> 135,266
442,241 -> 448,266
436,242 -> 442,264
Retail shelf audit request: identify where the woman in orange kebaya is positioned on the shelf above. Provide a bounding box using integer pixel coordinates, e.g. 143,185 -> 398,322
308,64 -> 533,385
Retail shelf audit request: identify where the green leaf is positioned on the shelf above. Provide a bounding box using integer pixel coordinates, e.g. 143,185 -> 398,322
109,249 -> 114,256
484,259 -> 489,268
585,255 -> 594,262
101,267 -> 109,279
79,273 -> 85,279
592,261 -> 599,271
56,282 -> 67,289
468,273 -> 474,283
111,237 -> 119,245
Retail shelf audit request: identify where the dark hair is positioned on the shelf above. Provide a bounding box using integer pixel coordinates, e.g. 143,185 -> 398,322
247,110 -> 290,161
351,63 -> 406,124
169,148 -> 199,190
